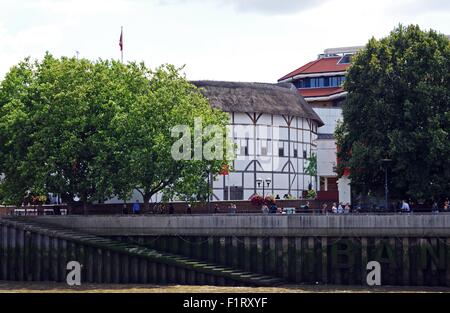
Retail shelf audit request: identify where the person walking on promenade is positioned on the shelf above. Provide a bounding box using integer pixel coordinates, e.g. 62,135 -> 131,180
401,200 -> 411,213
261,203 -> 269,214
228,203 -> 237,214
214,204 -> 220,214
303,201 -> 310,213
269,203 -> 277,214
186,203 -> 192,214
337,203 -> 344,214
331,203 -> 338,214
444,198 -> 449,212
321,203 -> 328,214
432,201 -> 439,214
344,203 -> 351,214
132,200 -> 141,214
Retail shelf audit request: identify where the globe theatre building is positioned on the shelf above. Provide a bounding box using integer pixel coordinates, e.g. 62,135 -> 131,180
192,81 -> 323,201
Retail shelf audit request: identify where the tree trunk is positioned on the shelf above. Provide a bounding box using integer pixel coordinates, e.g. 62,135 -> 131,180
82,192 -> 88,215
143,193 -> 151,212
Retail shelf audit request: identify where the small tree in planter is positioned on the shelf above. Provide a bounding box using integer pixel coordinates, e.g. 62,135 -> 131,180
264,195 -> 276,206
306,189 -> 317,200
250,194 -> 265,207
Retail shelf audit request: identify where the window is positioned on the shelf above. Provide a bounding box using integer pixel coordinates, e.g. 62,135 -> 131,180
258,140 -> 268,156
303,150 -> 307,159
303,79 -> 310,88
331,76 -> 337,86
296,76 -> 346,89
293,149 -> 298,158
278,147 -> 285,157
240,139 -> 249,156
224,186 -> 244,200
318,77 -> 325,87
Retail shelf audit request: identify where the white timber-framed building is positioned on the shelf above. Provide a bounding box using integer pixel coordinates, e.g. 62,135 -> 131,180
192,81 -> 324,201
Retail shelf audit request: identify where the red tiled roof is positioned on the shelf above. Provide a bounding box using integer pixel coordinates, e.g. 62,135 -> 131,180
279,57 -> 351,81
299,87 -> 345,98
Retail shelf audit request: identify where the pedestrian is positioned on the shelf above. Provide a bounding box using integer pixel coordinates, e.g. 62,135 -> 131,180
321,203 -> 328,214
132,200 -> 141,214
331,202 -> 338,214
337,203 -> 344,214
269,203 -> 277,214
304,201 -> 310,213
444,198 -> 449,212
186,203 -> 192,214
401,200 -> 411,213
214,204 -> 220,213
344,203 -> 351,214
432,201 -> 439,214
261,203 -> 269,214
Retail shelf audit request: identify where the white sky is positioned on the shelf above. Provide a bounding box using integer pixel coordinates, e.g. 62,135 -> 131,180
0,0 -> 449,82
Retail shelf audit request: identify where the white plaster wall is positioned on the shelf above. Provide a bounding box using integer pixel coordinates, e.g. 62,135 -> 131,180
272,115 -> 287,127
313,107 -> 342,134
338,176 -> 351,204
234,112 -> 252,124
317,138 -> 336,176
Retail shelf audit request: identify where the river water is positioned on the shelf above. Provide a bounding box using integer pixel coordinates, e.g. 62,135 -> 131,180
0,282 -> 449,293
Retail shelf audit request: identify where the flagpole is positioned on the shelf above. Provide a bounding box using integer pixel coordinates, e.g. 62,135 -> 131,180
121,26 -> 123,63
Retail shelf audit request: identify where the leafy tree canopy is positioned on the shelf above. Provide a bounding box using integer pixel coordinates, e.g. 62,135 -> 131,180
0,53 -> 232,208
336,25 -> 450,201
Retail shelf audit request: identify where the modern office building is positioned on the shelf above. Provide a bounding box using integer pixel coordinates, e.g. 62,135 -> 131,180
278,46 -> 364,204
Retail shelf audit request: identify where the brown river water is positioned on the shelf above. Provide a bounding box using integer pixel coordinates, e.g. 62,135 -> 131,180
0,282 -> 449,293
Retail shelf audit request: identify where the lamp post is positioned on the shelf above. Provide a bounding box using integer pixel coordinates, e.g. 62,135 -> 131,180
207,167 -> 211,213
381,159 -> 392,211
265,178 -> 271,197
256,178 -> 262,196
256,177 -> 272,197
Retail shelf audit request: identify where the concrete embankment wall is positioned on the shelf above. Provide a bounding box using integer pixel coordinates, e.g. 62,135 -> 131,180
33,214 -> 450,237
30,214 -> 450,286
0,218 -> 286,286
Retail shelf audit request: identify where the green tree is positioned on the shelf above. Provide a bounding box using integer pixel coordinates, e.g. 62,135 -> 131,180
110,65 -> 233,210
336,25 -> 450,201
0,54 -> 232,211
305,153 -> 317,177
0,54 -> 132,209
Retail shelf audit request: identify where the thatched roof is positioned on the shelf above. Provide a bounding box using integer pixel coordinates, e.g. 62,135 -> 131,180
191,81 -> 324,126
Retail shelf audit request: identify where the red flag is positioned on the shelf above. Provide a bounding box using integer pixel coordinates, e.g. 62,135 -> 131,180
119,28 -> 123,51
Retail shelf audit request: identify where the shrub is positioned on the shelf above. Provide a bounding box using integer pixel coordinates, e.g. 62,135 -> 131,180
250,194 -> 265,206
